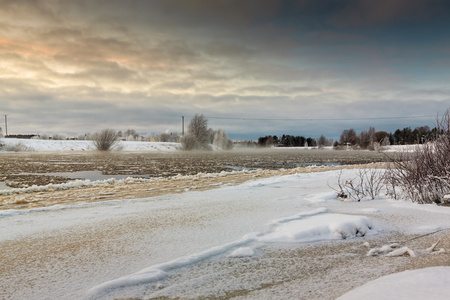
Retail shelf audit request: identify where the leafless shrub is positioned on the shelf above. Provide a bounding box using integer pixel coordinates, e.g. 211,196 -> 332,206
52,133 -> 67,140
180,133 -> 199,151
4,141 -> 34,152
93,128 -> 119,151
330,169 -> 385,201
385,109 -> 450,204
159,132 -> 180,143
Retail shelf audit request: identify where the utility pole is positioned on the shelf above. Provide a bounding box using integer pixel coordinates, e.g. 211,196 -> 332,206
182,116 -> 185,136
4,115 -> 7,136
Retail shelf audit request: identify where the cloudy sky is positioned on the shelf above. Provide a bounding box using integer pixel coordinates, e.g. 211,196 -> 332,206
1,0 -> 449,140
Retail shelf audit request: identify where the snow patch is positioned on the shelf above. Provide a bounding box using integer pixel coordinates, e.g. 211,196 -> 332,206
385,247 -> 416,257
361,208 -> 381,213
228,247 -> 255,258
261,213 -> 378,243
337,267 -> 450,300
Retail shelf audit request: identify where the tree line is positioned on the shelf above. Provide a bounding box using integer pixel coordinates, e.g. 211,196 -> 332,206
258,134 -> 333,148
338,125 -> 444,150
257,124 -> 445,150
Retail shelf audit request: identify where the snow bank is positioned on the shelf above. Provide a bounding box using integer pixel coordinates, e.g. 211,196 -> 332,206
261,210 -> 377,243
0,138 -> 180,152
381,144 -> 421,152
337,267 -> 450,300
86,208 -> 379,299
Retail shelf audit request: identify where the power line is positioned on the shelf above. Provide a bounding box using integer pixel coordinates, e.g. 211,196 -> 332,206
186,115 -> 435,122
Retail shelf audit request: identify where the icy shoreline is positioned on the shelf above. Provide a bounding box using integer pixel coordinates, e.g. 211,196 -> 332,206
1,169 -> 449,299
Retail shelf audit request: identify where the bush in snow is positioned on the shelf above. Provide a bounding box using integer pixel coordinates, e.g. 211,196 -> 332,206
385,109 -> 450,204
332,169 -> 385,201
76,134 -> 90,140
159,132 -> 181,143
52,133 -> 67,140
180,133 -> 201,151
333,109 -> 450,204
39,134 -> 50,140
4,141 -> 34,152
92,128 -> 119,151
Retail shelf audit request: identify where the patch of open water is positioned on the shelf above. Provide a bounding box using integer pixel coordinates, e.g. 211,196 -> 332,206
0,171 -> 151,190
0,182 -> 12,190
21,171 -> 151,181
253,162 -> 341,167
0,162 -> 341,190
225,162 -> 340,171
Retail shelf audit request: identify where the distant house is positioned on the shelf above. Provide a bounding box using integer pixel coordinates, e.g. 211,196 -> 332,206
5,134 -> 39,139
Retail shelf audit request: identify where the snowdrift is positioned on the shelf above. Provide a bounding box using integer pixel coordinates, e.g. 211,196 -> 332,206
0,138 -> 180,152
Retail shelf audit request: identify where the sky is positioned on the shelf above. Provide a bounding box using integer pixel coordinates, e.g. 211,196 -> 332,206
0,0 -> 449,140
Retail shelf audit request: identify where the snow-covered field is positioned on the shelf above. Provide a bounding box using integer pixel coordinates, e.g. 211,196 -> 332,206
0,138 -> 180,152
1,169 -> 449,299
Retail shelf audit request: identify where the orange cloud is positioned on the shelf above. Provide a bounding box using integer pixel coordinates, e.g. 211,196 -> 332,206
0,37 -> 58,58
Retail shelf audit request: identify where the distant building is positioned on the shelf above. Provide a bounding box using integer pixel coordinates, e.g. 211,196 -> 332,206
5,134 -> 39,139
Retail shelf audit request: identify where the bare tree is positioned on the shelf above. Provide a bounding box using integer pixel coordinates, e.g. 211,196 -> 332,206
159,133 -> 170,142
207,128 -> 215,144
213,129 -> 233,150
93,128 -> 119,151
124,129 -> 139,141
181,114 -> 211,150
340,129 -> 357,146
317,135 -> 327,148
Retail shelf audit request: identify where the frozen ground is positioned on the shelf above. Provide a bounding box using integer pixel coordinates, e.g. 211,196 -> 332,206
1,169 -> 449,299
